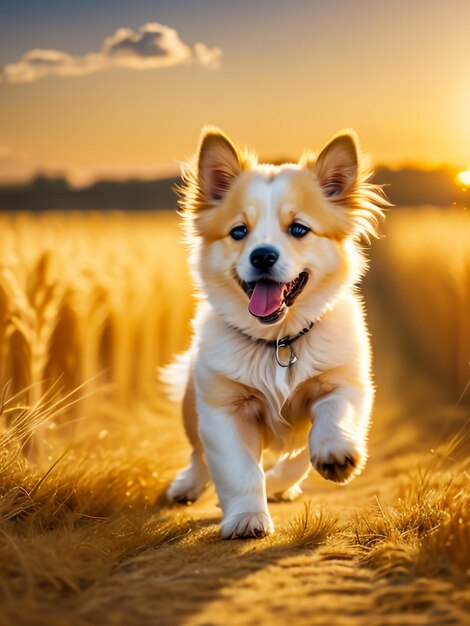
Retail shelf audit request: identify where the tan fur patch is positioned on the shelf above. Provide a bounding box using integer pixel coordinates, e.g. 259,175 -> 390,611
202,373 -> 266,417
194,172 -> 258,242
192,165 -> 365,245
283,170 -> 353,239
182,371 -> 201,448
282,375 -> 336,424
201,372 -> 273,449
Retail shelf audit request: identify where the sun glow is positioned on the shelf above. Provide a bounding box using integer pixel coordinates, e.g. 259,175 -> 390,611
456,167 -> 470,188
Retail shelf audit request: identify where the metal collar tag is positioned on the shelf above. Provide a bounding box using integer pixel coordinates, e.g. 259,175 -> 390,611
275,337 -> 298,368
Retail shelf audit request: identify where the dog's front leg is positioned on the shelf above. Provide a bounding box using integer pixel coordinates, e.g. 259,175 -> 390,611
309,385 -> 372,484
197,398 -> 273,539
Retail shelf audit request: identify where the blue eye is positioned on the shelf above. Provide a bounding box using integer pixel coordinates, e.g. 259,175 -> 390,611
230,224 -> 248,240
288,222 -> 310,238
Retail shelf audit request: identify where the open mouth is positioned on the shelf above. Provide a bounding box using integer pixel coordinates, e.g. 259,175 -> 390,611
239,272 -> 309,324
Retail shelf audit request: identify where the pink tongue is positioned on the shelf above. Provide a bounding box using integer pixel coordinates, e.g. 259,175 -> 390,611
248,280 -> 285,317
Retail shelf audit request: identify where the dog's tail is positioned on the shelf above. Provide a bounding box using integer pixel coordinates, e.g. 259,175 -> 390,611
158,349 -> 192,403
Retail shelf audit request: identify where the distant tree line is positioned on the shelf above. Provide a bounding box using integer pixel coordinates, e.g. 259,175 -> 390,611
0,167 -> 465,211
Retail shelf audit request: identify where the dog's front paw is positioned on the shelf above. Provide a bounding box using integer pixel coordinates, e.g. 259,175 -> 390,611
220,512 -> 274,540
309,429 -> 366,484
166,466 -> 209,504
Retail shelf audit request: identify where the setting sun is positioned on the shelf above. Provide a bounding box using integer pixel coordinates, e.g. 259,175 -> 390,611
456,167 -> 470,187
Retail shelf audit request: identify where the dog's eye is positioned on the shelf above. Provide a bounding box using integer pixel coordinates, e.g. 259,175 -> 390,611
323,183 -> 342,198
229,224 -> 248,241
288,222 -> 310,238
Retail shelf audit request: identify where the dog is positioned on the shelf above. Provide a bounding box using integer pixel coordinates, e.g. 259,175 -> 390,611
166,127 -> 387,539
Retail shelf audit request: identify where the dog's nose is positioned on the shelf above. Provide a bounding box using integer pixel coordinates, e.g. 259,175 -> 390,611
250,246 -> 279,272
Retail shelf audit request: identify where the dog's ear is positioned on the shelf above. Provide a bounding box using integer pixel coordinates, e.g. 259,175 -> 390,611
197,127 -> 242,203
313,131 -> 359,201
300,130 -> 387,240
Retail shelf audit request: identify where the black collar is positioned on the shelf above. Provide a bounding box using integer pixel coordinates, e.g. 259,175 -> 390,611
259,321 -> 315,348
231,320 -> 316,367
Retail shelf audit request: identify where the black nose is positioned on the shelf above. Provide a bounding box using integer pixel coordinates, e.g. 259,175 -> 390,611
250,246 -> 279,272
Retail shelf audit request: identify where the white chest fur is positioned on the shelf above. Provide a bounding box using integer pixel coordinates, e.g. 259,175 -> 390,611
193,294 -> 369,433
194,304 -> 323,419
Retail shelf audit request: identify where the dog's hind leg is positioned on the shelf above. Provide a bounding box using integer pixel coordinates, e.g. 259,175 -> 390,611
265,447 -> 311,501
167,373 -> 210,504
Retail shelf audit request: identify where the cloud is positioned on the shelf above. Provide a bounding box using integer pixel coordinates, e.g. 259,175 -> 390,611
0,22 -> 222,83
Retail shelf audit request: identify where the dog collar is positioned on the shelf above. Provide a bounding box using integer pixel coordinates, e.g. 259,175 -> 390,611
234,321 -> 316,368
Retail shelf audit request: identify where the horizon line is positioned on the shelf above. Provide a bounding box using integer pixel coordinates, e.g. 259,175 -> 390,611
0,160 -> 465,190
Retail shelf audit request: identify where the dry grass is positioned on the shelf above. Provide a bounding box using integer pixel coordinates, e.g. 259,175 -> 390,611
0,209 -> 468,626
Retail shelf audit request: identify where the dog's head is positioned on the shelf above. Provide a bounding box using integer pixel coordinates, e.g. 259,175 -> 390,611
179,127 -> 387,336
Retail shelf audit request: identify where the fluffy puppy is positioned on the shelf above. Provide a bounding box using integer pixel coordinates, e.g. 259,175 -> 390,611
166,127 -> 387,539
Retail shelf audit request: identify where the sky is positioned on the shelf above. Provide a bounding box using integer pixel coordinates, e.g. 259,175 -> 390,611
0,0 -> 469,185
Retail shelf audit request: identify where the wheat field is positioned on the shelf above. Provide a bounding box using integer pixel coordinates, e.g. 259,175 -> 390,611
380,207 -> 470,400
0,209 -> 468,626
